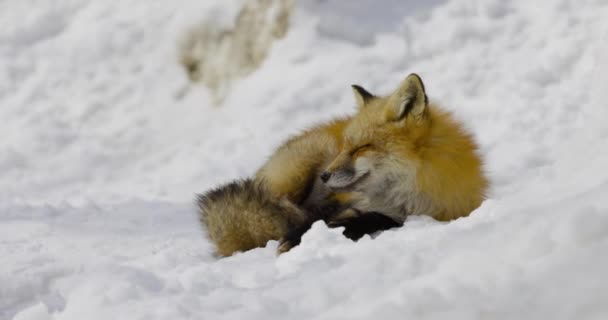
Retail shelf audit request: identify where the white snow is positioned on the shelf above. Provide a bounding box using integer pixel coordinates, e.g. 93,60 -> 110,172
2,0 -> 608,319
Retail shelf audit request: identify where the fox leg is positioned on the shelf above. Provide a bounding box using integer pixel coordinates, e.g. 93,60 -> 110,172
326,192 -> 402,240
326,208 -> 362,227
325,191 -> 367,227
331,212 -> 402,240
278,208 -> 402,253
277,220 -> 314,254
276,199 -> 345,254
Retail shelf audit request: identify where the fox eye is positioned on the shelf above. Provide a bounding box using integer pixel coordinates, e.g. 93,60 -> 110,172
351,144 -> 372,156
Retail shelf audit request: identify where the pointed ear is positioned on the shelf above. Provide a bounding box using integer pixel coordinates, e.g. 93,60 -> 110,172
351,85 -> 374,109
385,73 -> 429,122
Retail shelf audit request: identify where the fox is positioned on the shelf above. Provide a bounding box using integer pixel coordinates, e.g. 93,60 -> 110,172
197,73 -> 488,256
198,119 -> 396,256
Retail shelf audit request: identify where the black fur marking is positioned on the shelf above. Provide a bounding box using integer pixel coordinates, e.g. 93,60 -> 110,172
352,84 -> 375,104
282,210 -> 402,249
298,174 -> 317,205
306,200 -> 344,221
315,200 -> 402,241
281,221 -> 313,248
332,212 -> 402,240
280,199 -> 348,248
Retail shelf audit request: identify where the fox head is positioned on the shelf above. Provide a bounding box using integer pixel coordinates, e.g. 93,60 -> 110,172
321,73 -> 430,193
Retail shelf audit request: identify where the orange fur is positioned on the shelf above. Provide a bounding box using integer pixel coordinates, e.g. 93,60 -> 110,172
321,74 -> 488,222
255,118 -> 349,203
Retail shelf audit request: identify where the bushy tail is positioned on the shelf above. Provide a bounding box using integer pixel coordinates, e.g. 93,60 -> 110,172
197,178 -> 307,256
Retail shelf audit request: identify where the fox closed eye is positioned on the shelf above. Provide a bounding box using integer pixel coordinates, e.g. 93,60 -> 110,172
351,144 -> 373,156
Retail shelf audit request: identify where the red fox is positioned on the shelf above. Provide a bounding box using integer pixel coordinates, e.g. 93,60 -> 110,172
198,73 -> 488,256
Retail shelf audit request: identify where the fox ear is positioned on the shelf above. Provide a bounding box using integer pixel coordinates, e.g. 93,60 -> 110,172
351,85 -> 374,109
385,73 -> 428,122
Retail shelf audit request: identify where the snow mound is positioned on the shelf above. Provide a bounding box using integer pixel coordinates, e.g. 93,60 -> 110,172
179,0 -> 293,104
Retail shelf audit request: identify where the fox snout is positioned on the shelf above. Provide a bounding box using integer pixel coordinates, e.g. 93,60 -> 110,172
322,167 -> 359,189
321,167 -> 356,183
320,171 -> 332,183
322,153 -> 370,189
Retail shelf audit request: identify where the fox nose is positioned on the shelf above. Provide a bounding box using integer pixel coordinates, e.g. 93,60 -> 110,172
320,172 -> 331,183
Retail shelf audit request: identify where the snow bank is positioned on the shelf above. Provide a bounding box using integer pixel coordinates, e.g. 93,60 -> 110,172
2,0 -> 608,319
179,0 -> 293,104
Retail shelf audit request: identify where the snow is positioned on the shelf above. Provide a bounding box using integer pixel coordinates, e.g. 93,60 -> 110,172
2,0 -> 608,319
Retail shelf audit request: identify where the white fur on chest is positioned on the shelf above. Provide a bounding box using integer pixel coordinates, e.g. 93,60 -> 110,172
352,157 -> 437,222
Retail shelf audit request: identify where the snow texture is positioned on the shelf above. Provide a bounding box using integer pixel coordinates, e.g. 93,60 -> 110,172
2,0 -> 608,319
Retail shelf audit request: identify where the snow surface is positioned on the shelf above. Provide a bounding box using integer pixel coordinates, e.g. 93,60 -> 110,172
2,0 -> 608,319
